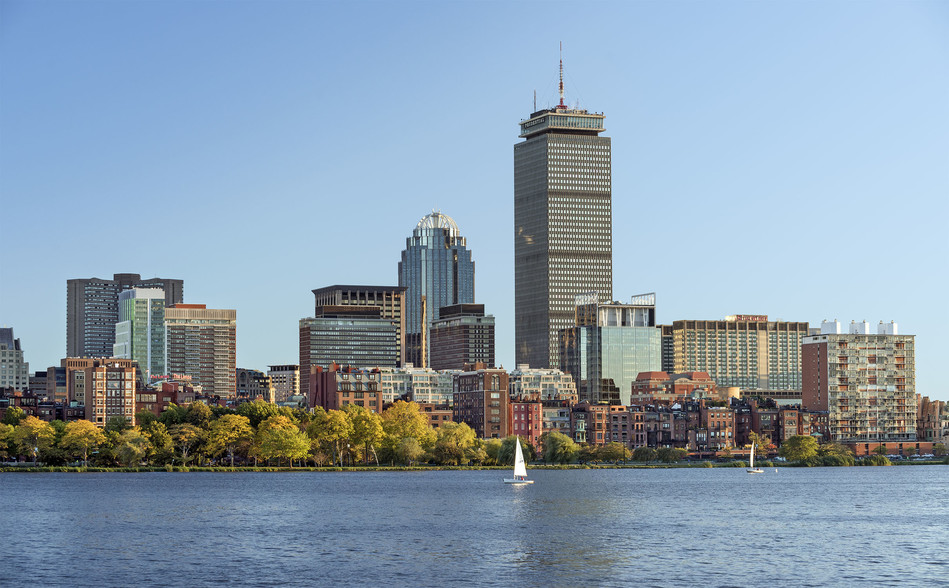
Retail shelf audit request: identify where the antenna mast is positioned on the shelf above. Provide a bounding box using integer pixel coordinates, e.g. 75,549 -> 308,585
558,41 -> 565,108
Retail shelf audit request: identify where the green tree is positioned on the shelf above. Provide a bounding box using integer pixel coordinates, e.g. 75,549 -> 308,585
307,409 -> 353,466
186,401 -> 214,429
904,447 -> 917,458
2,406 -> 25,425
779,435 -> 819,462
932,443 -> 947,457
599,442 -> 632,463
255,415 -> 310,467
656,447 -> 687,463
135,410 -> 157,427
105,415 -> 130,433
578,444 -> 599,464
158,404 -> 188,427
481,438 -> 503,465
632,446 -> 657,463
115,428 -> 152,466
0,423 -> 14,460
498,436 -> 535,466
430,422 -> 476,465
872,445 -> 888,456
60,420 -> 107,466
168,423 -> 205,465
542,431 -> 580,464
393,437 -> 425,465
748,432 -> 770,451
382,401 -> 435,452
206,414 -> 254,466
818,442 -> 853,458
236,399 -> 281,429
345,405 -> 385,465
12,416 -> 56,463
141,421 -> 174,464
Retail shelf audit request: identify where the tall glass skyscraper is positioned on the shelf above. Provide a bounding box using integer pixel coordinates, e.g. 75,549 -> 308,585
113,288 -> 166,381
514,79 -> 612,369
398,211 -> 475,367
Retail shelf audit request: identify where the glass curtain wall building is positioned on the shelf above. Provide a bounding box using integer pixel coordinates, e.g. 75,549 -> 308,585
514,95 -> 612,370
560,294 -> 661,405
398,212 -> 475,368
113,288 -> 166,381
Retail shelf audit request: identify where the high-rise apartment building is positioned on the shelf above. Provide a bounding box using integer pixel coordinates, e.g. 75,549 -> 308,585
560,293 -> 661,405
164,304 -> 236,397
113,288 -> 166,381
236,368 -> 274,403
429,304 -> 495,371
268,364 -> 300,403
671,315 -> 809,392
0,328 -> 29,390
67,273 -> 183,358
398,212 -> 475,367
378,365 -> 456,405
514,67 -> 612,370
802,320 -> 916,442
453,367 -> 510,439
83,362 -> 137,427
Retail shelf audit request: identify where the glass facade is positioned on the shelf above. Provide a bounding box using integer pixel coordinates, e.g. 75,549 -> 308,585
114,288 -> 165,380
515,106 -> 612,370
398,212 -> 475,367
300,317 -> 400,370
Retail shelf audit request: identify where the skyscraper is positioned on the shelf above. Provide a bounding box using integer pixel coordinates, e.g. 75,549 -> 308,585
113,288 -> 166,381
514,59 -> 612,369
0,328 -> 29,390
398,211 -> 475,367
164,303 -> 236,397
67,273 -> 183,358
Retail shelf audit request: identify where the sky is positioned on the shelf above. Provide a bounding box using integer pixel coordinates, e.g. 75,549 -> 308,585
1,1 -> 947,401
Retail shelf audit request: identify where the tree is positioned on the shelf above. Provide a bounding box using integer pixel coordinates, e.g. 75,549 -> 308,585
431,422 -> 477,465
542,431 -> 580,464
168,423 -> 205,465
345,405 -> 385,465
158,404 -> 188,427
236,399 -> 281,428
0,423 -> 13,460
135,410 -> 157,427
255,415 -> 310,467
185,401 -> 214,429
115,428 -> 152,466
578,444 -> 599,464
2,406 -> 25,426
498,436 -> 535,466
12,416 -> 55,463
873,445 -> 888,456
656,447 -> 687,463
394,437 -> 425,465
818,442 -> 853,458
599,442 -> 631,463
60,420 -> 107,466
381,401 -> 435,452
933,443 -> 947,457
481,438 -> 503,465
307,409 -> 353,466
141,421 -> 173,464
632,447 -> 656,463
748,432 -> 770,451
779,435 -> 819,462
105,415 -> 130,433
206,414 -> 254,466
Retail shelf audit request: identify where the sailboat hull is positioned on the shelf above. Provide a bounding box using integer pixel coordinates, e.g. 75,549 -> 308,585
503,478 -> 534,484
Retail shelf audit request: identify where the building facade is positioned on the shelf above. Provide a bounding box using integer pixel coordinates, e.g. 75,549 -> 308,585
67,273 -> 183,358
670,315 -> 809,391
398,212 -> 475,367
560,294 -> 661,405
268,364 -> 300,403
0,328 -> 29,391
378,366 -> 456,405
802,320 -> 916,442
311,285 -> 406,366
164,304 -> 237,398
236,368 -> 274,403
113,288 -> 166,381
429,304 -> 494,371
514,79 -> 612,370
508,365 -> 578,402
453,367 -> 510,439
308,367 -> 384,413
83,362 -> 137,427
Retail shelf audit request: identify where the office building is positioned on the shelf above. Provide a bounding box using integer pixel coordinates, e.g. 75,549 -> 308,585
268,364 -> 300,403
236,368 -> 274,403
670,315 -> 809,391
312,285 -> 406,365
164,304 -> 236,398
398,212 -> 475,367
113,288 -> 166,381
802,320 -> 916,442
560,294 -> 661,405
0,328 -> 29,391
514,65 -> 612,369
67,273 -> 183,358
57,357 -> 138,405
429,304 -> 494,371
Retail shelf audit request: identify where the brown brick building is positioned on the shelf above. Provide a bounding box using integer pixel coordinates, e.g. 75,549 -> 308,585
452,366 -> 510,439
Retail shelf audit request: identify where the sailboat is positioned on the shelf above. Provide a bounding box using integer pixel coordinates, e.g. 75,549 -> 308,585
747,442 -> 764,474
503,438 -> 534,484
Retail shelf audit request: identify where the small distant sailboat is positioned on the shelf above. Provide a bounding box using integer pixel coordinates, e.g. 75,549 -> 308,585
503,438 -> 534,485
747,442 -> 764,474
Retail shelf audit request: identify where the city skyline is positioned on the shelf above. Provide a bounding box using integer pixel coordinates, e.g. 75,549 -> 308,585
2,1 -> 947,401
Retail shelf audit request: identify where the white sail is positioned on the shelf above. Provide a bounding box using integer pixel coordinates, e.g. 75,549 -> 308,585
513,439 -> 528,478
750,442 -> 755,469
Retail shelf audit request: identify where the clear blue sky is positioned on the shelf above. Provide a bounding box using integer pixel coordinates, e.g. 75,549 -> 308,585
2,1 -> 946,401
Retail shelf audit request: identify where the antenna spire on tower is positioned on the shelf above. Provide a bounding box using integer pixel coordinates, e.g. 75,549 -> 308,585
558,42 -> 565,109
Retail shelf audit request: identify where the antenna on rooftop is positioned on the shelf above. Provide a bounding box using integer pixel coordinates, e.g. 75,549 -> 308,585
533,90 -> 536,112
558,42 -> 566,108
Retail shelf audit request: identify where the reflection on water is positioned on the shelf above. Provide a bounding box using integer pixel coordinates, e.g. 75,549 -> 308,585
1,467 -> 947,587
